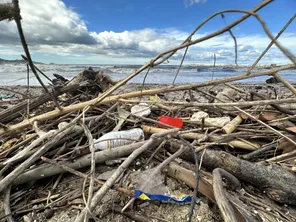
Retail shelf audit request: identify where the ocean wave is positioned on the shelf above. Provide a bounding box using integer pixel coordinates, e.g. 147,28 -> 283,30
0,63 -> 245,74
1,63 -> 295,86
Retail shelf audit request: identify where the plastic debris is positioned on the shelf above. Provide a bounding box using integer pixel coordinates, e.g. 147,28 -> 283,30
131,103 -> 151,117
190,111 -> 230,127
94,128 -> 145,150
159,116 -> 183,128
134,190 -> 196,204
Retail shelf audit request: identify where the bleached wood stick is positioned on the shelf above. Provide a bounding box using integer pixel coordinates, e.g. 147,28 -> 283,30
222,115 -> 243,135
142,125 -> 260,150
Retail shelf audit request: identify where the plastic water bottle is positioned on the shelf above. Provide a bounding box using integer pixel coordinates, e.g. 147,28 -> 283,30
94,128 -> 145,150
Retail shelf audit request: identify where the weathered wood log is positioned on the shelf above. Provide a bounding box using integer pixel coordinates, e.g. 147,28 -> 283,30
167,163 -> 249,221
12,141 -> 146,185
180,149 -> 296,205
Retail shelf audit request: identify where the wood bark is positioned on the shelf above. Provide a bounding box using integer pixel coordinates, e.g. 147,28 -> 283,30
183,149 -> 296,205
13,141 -> 146,185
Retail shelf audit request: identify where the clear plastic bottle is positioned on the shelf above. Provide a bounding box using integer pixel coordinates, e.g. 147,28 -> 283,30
94,128 -> 144,150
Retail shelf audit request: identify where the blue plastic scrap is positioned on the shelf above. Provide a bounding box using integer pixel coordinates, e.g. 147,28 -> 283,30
134,189 -> 199,204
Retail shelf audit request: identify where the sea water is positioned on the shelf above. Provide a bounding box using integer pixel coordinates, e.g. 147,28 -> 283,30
0,63 -> 295,85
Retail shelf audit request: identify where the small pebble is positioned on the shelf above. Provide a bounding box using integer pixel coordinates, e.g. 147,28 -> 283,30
23,215 -> 33,222
44,208 -> 55,219
138,202 -> 150,208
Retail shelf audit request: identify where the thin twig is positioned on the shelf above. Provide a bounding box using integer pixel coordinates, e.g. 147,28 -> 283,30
80,121 -> 96,221
172,45 -> 189,85
222,9 -> 296,66
242,142 -> 277,161
221,13 -> 238,66
228,29 -> 238,66
110,205 -> 151,222
154,0 -> 272,66
187,150 -> 200,222
145,140 -> 167,165
140,65 -> 151,100
22,54 -> 53,83
259,149 -> 296,164
248,13 -> 296,73
26,63 -> 30,94
211,53 -> 216,81
3,185 -> 14,222
236,107 -> 296,147
12,0 -> 61,110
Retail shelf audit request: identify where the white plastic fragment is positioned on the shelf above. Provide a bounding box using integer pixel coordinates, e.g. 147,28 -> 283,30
190,111 -> 209,121
190,111 -> 230,127
131,103 -> 151,117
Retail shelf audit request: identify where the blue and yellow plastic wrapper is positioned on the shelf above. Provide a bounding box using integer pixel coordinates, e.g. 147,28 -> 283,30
134,190 -> 197,204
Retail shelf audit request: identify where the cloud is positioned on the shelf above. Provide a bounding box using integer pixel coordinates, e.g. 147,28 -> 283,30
0,0 -> 97,45
0,0 -> 295,65
90,29 -> 178,54
184,0 -> 207,7
238,45 -> 254,52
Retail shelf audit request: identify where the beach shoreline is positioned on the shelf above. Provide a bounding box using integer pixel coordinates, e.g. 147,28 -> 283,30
0,82 -> 293,102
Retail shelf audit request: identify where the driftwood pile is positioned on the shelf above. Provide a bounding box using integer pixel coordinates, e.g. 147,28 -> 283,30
1,66 -> 296,221
1,0 -> 296,221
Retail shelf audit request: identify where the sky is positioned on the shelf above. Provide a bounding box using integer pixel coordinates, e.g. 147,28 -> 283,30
0,0 -> 295,65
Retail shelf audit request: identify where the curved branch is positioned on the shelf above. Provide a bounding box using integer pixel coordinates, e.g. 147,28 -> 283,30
154,0 -> 273,65
220,9 -> 296,66
213,168 -> 241,222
